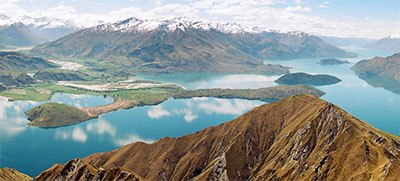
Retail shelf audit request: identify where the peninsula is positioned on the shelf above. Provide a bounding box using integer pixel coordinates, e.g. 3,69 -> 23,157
25,85 -> 324,128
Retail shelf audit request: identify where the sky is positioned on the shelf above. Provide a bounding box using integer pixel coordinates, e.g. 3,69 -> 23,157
1,0 -> 399,38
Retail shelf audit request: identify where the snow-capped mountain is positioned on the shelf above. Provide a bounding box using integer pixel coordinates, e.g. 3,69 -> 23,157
89,17 -> 279,34
31,16 -> 354,74
0,13 -> 79,44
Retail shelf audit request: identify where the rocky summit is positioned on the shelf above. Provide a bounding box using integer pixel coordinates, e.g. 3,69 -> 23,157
34,95 -> 400,180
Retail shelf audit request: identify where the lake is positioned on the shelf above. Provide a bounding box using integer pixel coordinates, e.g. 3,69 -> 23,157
0,47 -> 399,177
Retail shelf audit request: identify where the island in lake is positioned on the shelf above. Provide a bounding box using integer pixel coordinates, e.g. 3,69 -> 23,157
317,58 -> 350,65
275,72 -> 341,86
352,52 -> 400,94
25,84 -> 324,128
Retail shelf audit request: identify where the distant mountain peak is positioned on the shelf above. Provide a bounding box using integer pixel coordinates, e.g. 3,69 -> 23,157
90,16 -> 209,33
386,35 -> 400,39
89,16 -> 275,34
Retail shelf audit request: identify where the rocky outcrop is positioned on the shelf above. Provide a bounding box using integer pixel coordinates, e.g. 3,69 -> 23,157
34,158 -> 143,181
33,95 -> 400,180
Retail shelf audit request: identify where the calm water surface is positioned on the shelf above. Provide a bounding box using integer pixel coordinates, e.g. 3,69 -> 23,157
0,94 -> 263,176
1,48 -> 399,177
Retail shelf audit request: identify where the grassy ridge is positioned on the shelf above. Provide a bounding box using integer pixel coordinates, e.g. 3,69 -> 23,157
0,70 -> 34,87
33,69 -> 89,81
0,51 -> 58,72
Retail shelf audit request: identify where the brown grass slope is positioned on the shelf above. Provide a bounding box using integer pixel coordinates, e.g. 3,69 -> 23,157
37,95 -> 400,180
34,158 -> 144,181
0,168 -> 32,181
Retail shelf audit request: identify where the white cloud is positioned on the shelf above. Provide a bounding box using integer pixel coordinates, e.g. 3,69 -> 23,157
154,0 -> 163,7
147,105 -> 171,119
113,134 -> 154,146
86,118 -> 116,136
294,0 -> 302,4
55,130 -> 69,140
72,127 -> 87,142
175,109 -> 198,122
285,5 -> 312,12
198,99 -> 261,115
319,1 -> 329,8
208,74 -> 279,89
0,117 -> 27,136
192,97 -> 209,101
54,126 -> 88,143
0,97 -> 37,137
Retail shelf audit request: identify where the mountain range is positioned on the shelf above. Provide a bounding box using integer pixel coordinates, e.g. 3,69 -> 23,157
0,15 -> 78,49
363,36 -> 400,52
0,22 -> 45,48
318,36 -> 376,48
30,17 -> 355,74
32,95 -> 400,180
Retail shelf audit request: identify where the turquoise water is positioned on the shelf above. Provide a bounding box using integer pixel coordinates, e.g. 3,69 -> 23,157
138,48 -> 400,135
1,47 -> 399,177
0,93 -> 263,177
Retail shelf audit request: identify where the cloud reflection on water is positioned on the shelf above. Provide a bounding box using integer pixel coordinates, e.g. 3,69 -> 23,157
195,74 -> 280,89
198,99 -> 262,115
55,126 -> 88,143
53,117 -> 154,146
147,105 -> 171,119
0,96 -> 38,137
86,118 -> 116,136
112,134 -> 154,146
